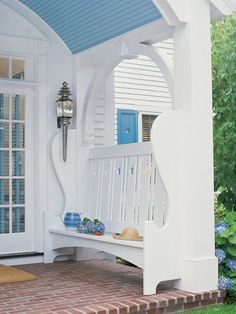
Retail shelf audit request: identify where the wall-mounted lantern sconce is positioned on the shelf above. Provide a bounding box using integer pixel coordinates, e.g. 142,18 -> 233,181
56,82 -> 75,162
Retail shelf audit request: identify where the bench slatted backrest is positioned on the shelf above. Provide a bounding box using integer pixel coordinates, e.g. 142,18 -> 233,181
87,142 -> 166,235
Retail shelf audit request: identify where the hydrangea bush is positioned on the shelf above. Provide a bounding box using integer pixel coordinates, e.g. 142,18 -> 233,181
215,210 -> 236,296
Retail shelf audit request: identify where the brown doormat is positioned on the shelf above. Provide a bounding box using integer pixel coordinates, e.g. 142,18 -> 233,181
0,264 -> 37,284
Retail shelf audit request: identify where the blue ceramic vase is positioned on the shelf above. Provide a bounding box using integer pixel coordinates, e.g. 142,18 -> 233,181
61,212 -> 81,231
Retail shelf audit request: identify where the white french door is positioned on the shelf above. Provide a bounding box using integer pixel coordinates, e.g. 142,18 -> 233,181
0,85 -> 35,255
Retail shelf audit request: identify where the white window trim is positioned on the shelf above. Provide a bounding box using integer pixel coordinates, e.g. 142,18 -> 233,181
0,54 -> 35,82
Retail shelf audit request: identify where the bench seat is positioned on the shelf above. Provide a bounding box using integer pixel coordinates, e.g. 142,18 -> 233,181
47,139 -> 180,295
49,228 -> 143,268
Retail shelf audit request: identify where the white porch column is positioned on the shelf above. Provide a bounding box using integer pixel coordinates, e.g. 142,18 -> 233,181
173,0 -> 218,291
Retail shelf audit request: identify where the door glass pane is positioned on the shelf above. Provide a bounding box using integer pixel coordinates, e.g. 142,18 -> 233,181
12,151 -> 24,176
0,90 -> 28,242
0,94 -> 9,120
12,60 -> 25,80
0,208 -> 9,234
12,179 -> 25,204
12,207 -> 25,233
12,95 -> 25,120
0,151 -> 9,176
0,58 -> 9,78
0,179 -> 9,205
12,123 -> 24,148
0,122 -> 9,148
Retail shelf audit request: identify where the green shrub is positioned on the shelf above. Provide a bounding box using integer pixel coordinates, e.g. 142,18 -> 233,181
212,14 -> 236,212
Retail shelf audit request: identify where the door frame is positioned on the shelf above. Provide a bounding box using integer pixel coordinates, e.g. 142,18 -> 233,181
0,83 -> 35,254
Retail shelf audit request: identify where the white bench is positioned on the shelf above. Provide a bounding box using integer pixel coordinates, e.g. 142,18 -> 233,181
45,141 -> 180,295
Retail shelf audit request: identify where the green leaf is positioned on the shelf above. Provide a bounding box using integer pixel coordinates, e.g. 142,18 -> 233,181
229,236 -> 236,244
227,245 -> 236,257
228,224 -> 236,233
232,211 -> 236,220
225,212 -> 235,224
82,217 -> 91,223
216,237 -> 226,245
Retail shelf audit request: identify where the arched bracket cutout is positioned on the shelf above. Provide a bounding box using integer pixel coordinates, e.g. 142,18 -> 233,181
81,41 -> 174,145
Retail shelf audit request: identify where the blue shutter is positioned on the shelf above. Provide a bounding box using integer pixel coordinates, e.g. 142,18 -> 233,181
117,109 -> 138,144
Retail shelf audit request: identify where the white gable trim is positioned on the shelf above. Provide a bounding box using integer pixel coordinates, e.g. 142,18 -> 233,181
152,0 -> 235,26
2,0 -> 71,55
210,0 -> 236,15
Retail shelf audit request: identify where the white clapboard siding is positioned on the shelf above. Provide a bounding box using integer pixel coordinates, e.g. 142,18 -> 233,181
94,89 -> 106,146
94,39 -> 174,146
115,39 -> 173,110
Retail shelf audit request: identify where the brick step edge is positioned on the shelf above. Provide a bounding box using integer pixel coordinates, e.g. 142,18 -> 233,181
67,289 -> 225,314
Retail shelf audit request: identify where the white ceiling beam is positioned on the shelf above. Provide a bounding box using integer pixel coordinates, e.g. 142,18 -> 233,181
151,0 -> 187,26
76,19 -> 173,65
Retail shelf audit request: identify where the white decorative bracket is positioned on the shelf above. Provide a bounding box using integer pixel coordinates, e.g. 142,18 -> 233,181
81,41 -> 174,145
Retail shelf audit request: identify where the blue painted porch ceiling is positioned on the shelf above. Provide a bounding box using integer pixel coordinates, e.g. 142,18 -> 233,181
19,0 -> 162,54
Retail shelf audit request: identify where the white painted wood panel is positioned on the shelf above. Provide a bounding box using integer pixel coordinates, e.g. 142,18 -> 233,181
138,155 -> 152,223
100,158 -> 113,221
87,159 -> 100,218
125,156 -> 138,223
87,142 -> 166,233
110,157 -> 124,222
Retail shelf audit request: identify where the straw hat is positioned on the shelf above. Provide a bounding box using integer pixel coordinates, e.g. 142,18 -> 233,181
113,227 -> 143,241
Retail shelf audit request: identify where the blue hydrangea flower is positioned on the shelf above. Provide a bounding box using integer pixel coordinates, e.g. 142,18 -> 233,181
93,222 -> 105,234
77,223 -> 89,234
226,259 -> 236,272
84,220 -> 95,233
215,249 -> 226,264
215,221 -> 228,234
215,227 -> 226,234
218,276 -> 234,291
215,221 -> 228,228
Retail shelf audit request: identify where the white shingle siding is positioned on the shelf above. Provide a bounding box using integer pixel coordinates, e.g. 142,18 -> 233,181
94,39 -> 174,146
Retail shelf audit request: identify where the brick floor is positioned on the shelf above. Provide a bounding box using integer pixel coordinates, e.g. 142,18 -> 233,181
0,260 -> 224,314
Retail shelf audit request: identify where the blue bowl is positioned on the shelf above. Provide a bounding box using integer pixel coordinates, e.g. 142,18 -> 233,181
62,212 -> 81,231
